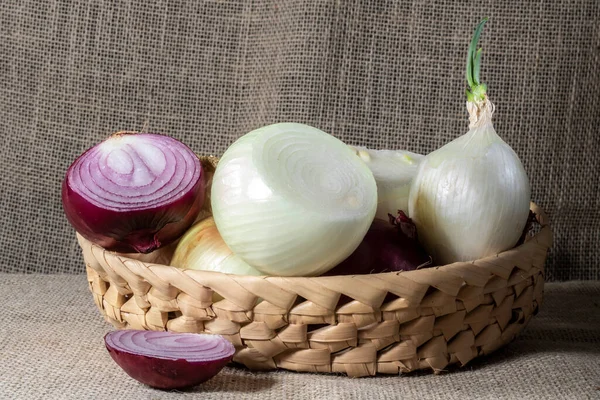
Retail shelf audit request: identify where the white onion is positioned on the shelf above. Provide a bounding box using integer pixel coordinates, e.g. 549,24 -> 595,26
408,19 -> 531,265
408,110 -> 531,264
211,123 -> 377,276
350,146 -> 424,219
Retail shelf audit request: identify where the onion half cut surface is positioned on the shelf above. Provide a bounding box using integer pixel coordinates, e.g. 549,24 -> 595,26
104,330 -> 235,390
62,132 -> 205,253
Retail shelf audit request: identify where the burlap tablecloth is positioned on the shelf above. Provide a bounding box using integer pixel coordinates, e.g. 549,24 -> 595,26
1,274 -> 597,399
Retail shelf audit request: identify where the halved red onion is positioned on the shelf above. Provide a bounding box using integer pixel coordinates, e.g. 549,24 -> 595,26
62,132 -> 205,253
105,330 -> 235,390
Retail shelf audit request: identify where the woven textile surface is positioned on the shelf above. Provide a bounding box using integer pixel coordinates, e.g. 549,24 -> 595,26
1,274 -> 598,399
0,1 -> 598,279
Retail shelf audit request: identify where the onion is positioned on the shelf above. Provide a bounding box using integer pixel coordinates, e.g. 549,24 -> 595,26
105,330 -> 234,390
323,211 -> 430,276
211,123 -> 377,277
349,146 -> 424,219
62,132 -> 205,254
408,19 -> 531,264
171,217 -> 263,276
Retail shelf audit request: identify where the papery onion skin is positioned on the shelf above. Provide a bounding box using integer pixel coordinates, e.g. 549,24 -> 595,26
350,146 -> 424,219
172,217 -> 263,276
62,132 -> 205,254
104,330 -> 235,390
211,123 -> 378,277
408,125 -> 531,265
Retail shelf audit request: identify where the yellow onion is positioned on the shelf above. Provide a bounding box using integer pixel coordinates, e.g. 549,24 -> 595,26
171,217 -> 262,276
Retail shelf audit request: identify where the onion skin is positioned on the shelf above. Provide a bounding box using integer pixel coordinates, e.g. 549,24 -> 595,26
104,330 -> 234,390
408,110 -> 531,265
62,132 -> 205,254
171,217 -> 263,276
323,211 -> 430,276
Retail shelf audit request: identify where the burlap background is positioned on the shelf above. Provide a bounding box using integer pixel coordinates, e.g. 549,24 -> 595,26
2,274 -> 598,399
0,1 -> 598,279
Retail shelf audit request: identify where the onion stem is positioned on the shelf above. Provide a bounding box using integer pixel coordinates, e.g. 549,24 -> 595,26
466,17 -> 489,104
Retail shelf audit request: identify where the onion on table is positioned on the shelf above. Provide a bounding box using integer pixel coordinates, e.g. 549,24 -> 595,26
62,132 -> 205,254
104,330 -> 234,390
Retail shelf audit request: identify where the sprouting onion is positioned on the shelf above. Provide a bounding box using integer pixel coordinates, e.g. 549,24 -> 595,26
211,123 -> 377,277
62,132 -> 205,254
349,146 -> 424,219
408,18 -> 531,265
104,330 -> 234,389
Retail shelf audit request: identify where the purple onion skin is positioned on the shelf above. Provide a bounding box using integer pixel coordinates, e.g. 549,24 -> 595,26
62,133 -> 205,254
323,211 -> 430,277
105,343 -> 232,390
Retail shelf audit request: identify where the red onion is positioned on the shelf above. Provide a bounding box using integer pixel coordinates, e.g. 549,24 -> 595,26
62,132 -> 205,253
323,210 -> 431,276
104,330 -> 235,390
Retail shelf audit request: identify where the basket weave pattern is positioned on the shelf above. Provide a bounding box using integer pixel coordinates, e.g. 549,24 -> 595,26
80,160 -> 553,377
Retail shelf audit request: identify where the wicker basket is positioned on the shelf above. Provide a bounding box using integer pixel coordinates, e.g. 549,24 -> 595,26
80,157 -> 553,377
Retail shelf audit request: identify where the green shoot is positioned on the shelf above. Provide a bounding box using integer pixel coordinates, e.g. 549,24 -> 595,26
466,18 -> 489,103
